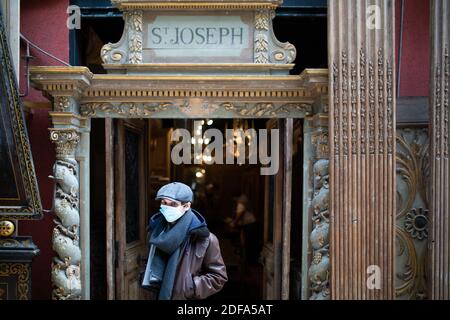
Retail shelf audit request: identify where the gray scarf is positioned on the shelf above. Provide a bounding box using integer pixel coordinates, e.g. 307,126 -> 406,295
144,209 -> 194,300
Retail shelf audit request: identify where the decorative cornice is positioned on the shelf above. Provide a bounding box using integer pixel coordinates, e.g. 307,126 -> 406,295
48,112 -> 88,129
30,67 -> 93,97
29,66 -> 93,75
111,1 -> 280,10
84,88 -> 310,99
102,63 -> 294,73
92,74 -> 304,81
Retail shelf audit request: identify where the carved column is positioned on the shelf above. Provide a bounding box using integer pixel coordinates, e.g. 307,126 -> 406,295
49,128 -> 82,300
304,114 -> 330,300
430,0 -> 450,300
30,67 -> 92,300
329,0 -> 396,299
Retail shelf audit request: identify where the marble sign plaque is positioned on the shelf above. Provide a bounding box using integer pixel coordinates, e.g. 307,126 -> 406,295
100,4 -> 297,72
143,12 -> 254,63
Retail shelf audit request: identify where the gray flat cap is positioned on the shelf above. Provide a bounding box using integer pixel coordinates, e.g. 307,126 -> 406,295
155,182 -> 193,203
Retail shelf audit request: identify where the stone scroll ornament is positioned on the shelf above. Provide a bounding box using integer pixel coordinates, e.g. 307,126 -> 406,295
101,10 -> 143,64
49,129 -> 82,300
254,9 -> 296,64
308,159 -> 330,300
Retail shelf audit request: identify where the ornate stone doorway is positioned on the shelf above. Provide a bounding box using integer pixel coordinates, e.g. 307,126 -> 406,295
29,0 -> 329,300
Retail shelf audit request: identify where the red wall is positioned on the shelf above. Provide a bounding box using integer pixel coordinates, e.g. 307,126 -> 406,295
396,0 -> 430,97
19,0 -> 69,300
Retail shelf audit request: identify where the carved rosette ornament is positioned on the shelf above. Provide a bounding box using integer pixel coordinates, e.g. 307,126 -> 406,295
49,129 -> 81,300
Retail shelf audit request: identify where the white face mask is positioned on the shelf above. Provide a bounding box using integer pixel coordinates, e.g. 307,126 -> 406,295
160,204 -> 186,223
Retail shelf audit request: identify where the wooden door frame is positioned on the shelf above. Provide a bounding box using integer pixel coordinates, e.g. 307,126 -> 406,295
105,118 -> 115,299
107,117 -> 295,299
261,118 -> 293,300
113,119 -> 148,300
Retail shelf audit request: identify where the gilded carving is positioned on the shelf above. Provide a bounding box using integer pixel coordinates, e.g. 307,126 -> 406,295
273,51 -> 285,61
435,64 -> 442,159
50,158 -> 81,300
127,10 -> 143,64
333,49 -> 395,156
351,62 -> 357,154
378,48 -> 385,154
341,51 -> 349,155
254,34 -> 269,64
50,129 -> 80,157
84,87 -> 308,99
253,9 -> 296,64
396,129 -> 430,219
48,126 -> 82,299
0,237 -> 33,248
55,96 -> 70,112
255,34 -> 269,53
0,220 -> 15,237
0,263 -> 30,300
360,50 -> 367,154
308,158 -> 330,300
387,60 -> 394,154
332,63 -> 339,155
271,43 -> 296,64
311,130 -> 329,160
255,10 -> 269,30
81,100 -> 312,118
101,44 -> 124,63
101,10 -> 143,64
221,102 -> 311,117
396,128 -> 429,299
111,0 -> 279,10
80,102 -> 172,117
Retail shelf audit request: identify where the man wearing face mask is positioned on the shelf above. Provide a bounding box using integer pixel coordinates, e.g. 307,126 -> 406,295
141,182 -> 228,300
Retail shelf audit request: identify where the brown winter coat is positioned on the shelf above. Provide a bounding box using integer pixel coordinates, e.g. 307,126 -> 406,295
171,231 -> 228,300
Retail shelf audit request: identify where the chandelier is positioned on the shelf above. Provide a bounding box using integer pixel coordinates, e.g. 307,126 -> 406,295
225,119 -> 255,160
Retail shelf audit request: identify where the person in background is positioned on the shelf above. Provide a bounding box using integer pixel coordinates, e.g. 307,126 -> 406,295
228,194 -> 259,266
196,182 -> 222,230
141,182 -> 228,300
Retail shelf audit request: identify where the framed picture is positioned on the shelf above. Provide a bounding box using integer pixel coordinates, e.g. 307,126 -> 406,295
0,9 -> 42,219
